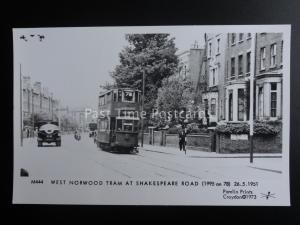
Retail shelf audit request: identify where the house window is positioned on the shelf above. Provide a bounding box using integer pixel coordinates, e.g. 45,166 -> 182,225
210,68 -> 217,86
217,38 -> 220,54
238,54 -> 243,75
229,91 -> 233,121
231,57 -> 235,77
270,43 -> 277,67
258,87 -> 264,119
239,33 -> 244,42
211,98 -> 216,115
247,33 -> 251,39
246,52 -> 251,73
208,42 -> 212,58
270,83 -> 277,117
260,47 -> 266,70
231,34 -> 236,45
238,89 -> 245,121
204,99 -> 209,117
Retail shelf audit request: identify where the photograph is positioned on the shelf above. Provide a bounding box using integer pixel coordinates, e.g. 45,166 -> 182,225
13,25 -> 290,205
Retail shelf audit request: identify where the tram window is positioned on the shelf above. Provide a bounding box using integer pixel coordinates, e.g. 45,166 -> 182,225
123,120 -> 133,132
100,119 -> 108,131
133,120 -> 139,132
135,91 -> 139,103
117,119 -> 122,131
124,91 -> 134,102
113,91 -> 117,102
110,117 -> 116,130
106,92 -> 111,103
99,96 -> 104,106
118,90 -> 122,102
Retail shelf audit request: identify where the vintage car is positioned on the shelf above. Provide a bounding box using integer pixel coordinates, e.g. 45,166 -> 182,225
37,123 -> 61,147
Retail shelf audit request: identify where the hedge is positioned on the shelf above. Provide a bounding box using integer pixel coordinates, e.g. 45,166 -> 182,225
215,120 -> 281,136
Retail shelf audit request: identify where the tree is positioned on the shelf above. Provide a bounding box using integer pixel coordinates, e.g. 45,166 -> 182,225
152,76 -> 196,127
111,34 -> 178,112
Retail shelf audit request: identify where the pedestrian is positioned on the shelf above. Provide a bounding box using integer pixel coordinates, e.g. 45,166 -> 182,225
178,126 -> 187,154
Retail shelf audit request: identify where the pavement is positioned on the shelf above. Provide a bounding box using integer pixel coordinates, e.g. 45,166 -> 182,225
141,144 -> 283,173
141,144 -> 282,158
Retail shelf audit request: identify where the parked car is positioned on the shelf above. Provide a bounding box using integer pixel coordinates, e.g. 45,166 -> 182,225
37,123 -> 61,147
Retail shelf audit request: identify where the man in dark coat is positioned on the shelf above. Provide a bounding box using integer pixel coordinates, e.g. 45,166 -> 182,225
178,126 -> 187,154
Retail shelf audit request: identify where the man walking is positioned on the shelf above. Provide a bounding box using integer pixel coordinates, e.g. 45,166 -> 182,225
178,126 -> 187,154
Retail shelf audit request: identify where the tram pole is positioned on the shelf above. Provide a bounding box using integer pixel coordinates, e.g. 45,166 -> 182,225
20,63 -> 23,147
249,33 -> 257,163
141,69 -> 145,147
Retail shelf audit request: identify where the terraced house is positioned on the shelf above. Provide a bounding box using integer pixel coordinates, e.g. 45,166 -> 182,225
255,33 -> 283,120
202,33 -> 227,124
225,33 -> 252,122
210,32 -> 283,124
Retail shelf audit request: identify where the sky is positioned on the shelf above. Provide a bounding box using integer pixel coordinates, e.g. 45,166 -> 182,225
14,26 -> 206,110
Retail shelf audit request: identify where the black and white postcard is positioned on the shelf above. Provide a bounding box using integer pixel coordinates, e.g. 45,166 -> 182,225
13,25 -> 290,205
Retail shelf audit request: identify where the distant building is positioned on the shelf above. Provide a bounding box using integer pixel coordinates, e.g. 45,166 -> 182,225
22,77 -> 59,132
177,42 -> 205,88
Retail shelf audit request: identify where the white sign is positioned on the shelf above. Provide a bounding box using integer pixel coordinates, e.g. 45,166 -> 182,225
231,134 -> 249,140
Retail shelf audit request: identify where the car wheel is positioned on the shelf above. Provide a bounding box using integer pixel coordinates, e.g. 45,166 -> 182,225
56,141 -> 61,147
38,141 -> 42,147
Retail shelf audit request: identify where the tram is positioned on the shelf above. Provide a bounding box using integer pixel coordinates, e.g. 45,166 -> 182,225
95,88 -> 141,153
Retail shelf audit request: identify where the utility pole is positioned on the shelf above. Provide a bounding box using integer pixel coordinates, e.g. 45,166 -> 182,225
32,88 -> 34,136
249,33 -> 257,163
141,69 -> 145,147
20,64 -> 23,146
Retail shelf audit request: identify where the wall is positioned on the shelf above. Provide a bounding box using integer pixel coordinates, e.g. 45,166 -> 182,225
166,134 -> 211,151
216,131 -> 282,153
142,129 -> 281,154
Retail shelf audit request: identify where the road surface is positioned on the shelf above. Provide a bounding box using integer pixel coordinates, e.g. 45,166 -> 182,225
16,133 -> 283,180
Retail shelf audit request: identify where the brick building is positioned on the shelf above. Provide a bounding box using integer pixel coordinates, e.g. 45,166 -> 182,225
202,33 -> 227,124
177,42 -> 205,88
200,33 -> 283,125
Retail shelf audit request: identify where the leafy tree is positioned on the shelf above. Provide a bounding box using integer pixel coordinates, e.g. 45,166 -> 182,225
111,34 -> 178,112
152,76 -> 196,127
